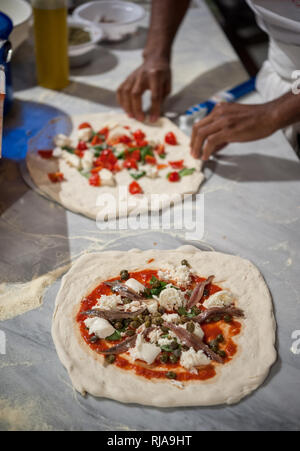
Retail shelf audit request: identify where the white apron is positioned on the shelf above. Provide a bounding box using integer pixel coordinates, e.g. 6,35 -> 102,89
246,0 -> 300,153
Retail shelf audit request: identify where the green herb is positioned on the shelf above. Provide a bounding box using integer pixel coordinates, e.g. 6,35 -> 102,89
140,145 -> 154,163
79,169 -> 91,179
179,168 -> 196,177
130,171 -> 146,180
166,371 -> 177,379
177,306 -> 198,318
62,145 -> 75,154
106,331 -> 122,341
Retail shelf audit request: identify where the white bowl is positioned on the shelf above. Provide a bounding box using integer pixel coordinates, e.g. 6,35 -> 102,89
73,1 -> 146,42
68,17 -> 103,67
0,0 -> 32,49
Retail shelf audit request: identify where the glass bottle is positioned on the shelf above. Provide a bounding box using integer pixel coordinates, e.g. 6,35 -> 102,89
32,0 -> 69,90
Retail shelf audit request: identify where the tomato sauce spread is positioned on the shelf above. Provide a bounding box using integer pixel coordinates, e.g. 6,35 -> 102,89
76,269 -> 242,381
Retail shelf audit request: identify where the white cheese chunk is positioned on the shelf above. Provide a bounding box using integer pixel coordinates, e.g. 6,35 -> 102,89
161,313 -> 180,324
158,287 -> 184,311
98,168 -> 116,187
94,294 -> 122,310
125,278 -> 145,293
129,334 -> 161,365
202,290 -> 234,309
140,164 -> 159,179
123,300 -> 143,313
157,336 -> 172,347
61,150 -> 81,169
78,127 -> 93,142
143,299 -> 158,314
53,133 -> 73,148
148,328 -> 163,344
81,149 -> 94,171
52,147 -> 62,158
180,348 -> 210,371
158,264 -> 192,287
84,317 -> 115,339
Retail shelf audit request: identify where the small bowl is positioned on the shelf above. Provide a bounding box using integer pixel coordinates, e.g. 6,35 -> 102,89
67,17 -> 103,67
0,0 -> 32,49
73,1 -> 146,42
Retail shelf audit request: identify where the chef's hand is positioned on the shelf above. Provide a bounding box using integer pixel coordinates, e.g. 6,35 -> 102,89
191,102 -> 278,160
117,57 -> 171,123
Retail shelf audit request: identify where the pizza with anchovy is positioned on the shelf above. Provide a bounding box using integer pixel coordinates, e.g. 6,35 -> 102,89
52,246 -> 276,407
26,112 -> 203,219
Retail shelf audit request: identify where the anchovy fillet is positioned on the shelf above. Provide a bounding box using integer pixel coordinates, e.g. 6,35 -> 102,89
81,306 -> 146,321
101,335 -> 137,355
104,281 -> 144,302
186,275 -> 215,310
193,307 -> 245,324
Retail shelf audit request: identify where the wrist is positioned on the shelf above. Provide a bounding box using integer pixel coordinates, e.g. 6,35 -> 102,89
143,47 -> 171,64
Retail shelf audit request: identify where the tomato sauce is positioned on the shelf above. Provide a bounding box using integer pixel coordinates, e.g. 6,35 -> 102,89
76,269 -> 242,382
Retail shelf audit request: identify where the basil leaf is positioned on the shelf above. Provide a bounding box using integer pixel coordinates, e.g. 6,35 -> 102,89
106,331 -> 122,341
62,145 -> 75,154
179,168 -> 196,177
140,146 -> 154,163
130,171 -> 146,180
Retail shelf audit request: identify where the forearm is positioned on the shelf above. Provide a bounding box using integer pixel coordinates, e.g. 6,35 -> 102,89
143,0 -> 191,61
271,91 -> 300,130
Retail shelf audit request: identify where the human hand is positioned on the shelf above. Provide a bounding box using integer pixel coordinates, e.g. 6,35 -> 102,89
190,102 -> 279,161
117,57 -> 171,123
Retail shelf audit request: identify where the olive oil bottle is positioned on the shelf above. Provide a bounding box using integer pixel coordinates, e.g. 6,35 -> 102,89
32,0 -> 69,90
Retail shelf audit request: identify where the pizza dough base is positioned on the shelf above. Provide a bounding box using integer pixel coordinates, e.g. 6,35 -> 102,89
52,246 -> 276,407
26,113 -> 204,220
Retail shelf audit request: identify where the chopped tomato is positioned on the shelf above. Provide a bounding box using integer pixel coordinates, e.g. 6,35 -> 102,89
117,135 -> 132,144
136,139 -> 148,147
77,141 -> 88,151
130,149 -> 141,161
165,132 -> 177,145
91,165 -> 103,174
89,173 -> 101,187
38,150 -> 53,159
91,134 -> 103,146
95,149 -> 118,172
75,149 -> 84,158
129,181 -> 143,195
78,122 -> 92,129
168,171 -> 180,182
133,129 -> 145,141
123,158 -> 138,170
169,160 -> 184,169
124,125 -> 130,130
157,164 -> 168,170
48,172 -> 64,183
97,127 -> 109,139
145,155 -> 157,165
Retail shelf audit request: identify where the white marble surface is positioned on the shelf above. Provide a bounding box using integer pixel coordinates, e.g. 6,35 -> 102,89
0,1 -> 300,431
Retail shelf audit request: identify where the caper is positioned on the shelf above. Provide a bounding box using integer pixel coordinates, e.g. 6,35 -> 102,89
130,321 -> 139,329
203,288 -> 209,297
160,353 -> 169,364
212,316 -> 221,322
191,306 -> 201,315
153,311 -> 162,317
161,326 -> 169,333
218,350 -> 227,358
114,321 -> 123,330
143,288 -> 152,298
89,335 -> 98,344
145,320 -> 152,328
224,314 -> 232,323
137,314 -> 144,323
211,344 -> 219,353
151,280 -> 161,289
105,354 -> 116,364
170,341 -> 179,350
126,329 -> 135,336
158,307 -> 165,314
182,345 -> 189,351
216,334 -> 224,343
172,348 -> 182,358
169,354 -> 179,364
186,322 -> 195,333
120,270 -> 130,281
153,317 -> 163,326
166,371 -> 177,379
180,317 -> 189,324
181,259 -> 190,267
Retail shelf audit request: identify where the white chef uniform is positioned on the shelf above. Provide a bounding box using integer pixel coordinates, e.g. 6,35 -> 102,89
246,0 -> 300,153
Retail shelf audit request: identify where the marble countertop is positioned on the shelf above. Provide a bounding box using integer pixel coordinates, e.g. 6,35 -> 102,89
0,1 -> 300,431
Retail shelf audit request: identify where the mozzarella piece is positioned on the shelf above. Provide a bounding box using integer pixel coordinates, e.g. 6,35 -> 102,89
94,294 -> 122,310
157,336 -> 172,347
202,290 -> 234,309
140,164 -> 159,179
84,317 -> 115,339
129,334 -> 161,365
180,348 -> 210,371
52,147 -> 62,158
158,287 -> 184,310
161,313 -> 180,324
98,168 -> 115,187
78,127 -> 93,142
53,133 -> 73,148
125,278 -> 145,293
123,300 -> 143,313
158,264 -> 192,287
143,299 -> 158,314
61,150 -> 81,169
148,328 -> 163,344
81,150 -> 94,171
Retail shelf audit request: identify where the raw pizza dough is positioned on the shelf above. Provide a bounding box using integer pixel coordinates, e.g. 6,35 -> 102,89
52,246 -> 276,407
26,113 -> 204,220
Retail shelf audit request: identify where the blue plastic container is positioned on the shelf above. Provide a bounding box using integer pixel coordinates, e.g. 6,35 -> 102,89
0,12 -> 13,114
